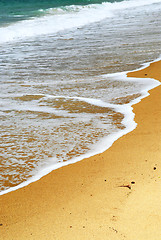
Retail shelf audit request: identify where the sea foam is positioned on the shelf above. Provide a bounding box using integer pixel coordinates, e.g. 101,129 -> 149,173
0,58 -> 160,196
0,0 -> 161,43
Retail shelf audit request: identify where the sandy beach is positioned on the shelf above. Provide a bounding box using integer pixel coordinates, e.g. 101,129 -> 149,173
0,60 -> 161,240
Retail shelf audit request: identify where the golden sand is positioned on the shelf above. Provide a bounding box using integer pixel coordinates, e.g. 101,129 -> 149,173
0,60 -> 161,240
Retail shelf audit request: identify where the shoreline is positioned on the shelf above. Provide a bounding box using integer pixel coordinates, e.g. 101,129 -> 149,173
1,60 -> 161,239
0,58 -> 160,197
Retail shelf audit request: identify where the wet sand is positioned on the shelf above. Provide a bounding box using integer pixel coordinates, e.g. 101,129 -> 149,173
0,60 -> 161,240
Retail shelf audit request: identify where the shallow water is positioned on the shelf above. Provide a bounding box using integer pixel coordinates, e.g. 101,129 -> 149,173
0,0 -> 161,193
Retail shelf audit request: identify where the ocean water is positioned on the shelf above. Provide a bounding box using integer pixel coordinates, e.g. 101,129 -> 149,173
0,0 -> 161,194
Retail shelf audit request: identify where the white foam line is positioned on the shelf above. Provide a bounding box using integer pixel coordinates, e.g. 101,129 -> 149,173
103,55 -> 161,80
44,94 -> 123,109
1,0 -> 161,43
0,57 -> 161,196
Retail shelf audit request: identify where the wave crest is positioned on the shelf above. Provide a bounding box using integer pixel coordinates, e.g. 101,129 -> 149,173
0,0 -> 161,43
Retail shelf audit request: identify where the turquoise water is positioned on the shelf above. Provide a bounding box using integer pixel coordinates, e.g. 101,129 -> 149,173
0,0 -> 121,25
0,0 -> 161,193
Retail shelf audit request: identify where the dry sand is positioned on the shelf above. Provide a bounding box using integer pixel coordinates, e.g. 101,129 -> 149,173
0,60 -> 161,240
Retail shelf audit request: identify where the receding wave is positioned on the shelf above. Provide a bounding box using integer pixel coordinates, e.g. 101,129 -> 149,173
0,0 -> 161,43
0,93 -> 126,191
0,68 -> 160,195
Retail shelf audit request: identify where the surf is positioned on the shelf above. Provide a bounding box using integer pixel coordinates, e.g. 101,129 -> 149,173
0,0 -> 161,43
